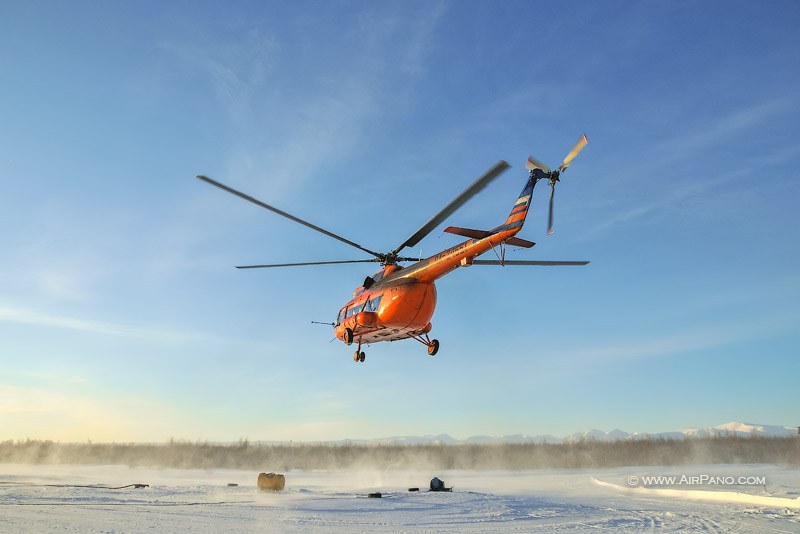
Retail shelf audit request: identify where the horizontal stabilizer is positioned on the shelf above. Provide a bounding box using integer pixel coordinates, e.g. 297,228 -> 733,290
505,237 -> 535,248
443,226 -> 534,248
443,226 -> 492,240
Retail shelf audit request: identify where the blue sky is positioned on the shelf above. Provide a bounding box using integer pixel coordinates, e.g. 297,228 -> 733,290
1,1 -> 799,442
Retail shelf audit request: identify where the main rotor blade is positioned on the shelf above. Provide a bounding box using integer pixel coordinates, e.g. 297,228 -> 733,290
197,175 -> 383,259
236,259 -> 380,269
391,161 -> 510,256
471,260 -> 590,266
558,134 -> 588,173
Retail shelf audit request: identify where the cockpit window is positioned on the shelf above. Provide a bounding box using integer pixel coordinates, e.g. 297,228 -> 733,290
340,294 -> 383,322
366,295 -> 382,312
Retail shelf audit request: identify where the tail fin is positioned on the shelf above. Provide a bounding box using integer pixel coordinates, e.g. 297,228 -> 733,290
501,174 -> 537,228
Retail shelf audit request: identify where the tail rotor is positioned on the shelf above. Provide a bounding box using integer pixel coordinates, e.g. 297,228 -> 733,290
527,134 -> 588,235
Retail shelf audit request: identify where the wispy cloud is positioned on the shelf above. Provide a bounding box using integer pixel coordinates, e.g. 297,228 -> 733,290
166,40 -> 379,200
653,98 -> 794,160
580,98 -> 796,237
355,1 -> 448,77
31,269 -> 93,302
0,304 -> 223,345
161,32 -> 279,123
0,305 -> 133,336
166,6 -> 450,202
580,172 -> 734,238
547,311 -> 800,368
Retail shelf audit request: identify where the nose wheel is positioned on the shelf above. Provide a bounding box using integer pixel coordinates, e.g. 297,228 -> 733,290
342,328 -> 354,345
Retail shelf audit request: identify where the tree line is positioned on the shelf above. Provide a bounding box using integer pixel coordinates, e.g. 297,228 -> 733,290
1,436 -> 797,470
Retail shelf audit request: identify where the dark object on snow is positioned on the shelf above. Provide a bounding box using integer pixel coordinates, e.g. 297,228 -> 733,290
368,492 -> 382,498
429,477 -> 452,492
227,483 -> 238,487
257,472 -> 286,491
408,487 -> 419,492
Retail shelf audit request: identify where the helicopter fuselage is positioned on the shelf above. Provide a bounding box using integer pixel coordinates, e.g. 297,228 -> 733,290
334,197 -> 531,346
197,133 -> 588,363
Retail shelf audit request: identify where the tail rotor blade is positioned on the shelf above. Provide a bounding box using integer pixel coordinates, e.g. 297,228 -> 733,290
547,181 -> 556,235
525,156 -> 550,174
558,134 -> 588,173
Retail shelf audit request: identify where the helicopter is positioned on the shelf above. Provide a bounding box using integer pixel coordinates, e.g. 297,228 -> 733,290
198,134 -> 589,363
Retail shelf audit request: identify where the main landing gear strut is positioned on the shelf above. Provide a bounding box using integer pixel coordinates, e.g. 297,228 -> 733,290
352,336 -> 439,362
353,338 -> 366,363
411,333 -> 440,356
350,331 -> 439,363
344,328 -> 365,363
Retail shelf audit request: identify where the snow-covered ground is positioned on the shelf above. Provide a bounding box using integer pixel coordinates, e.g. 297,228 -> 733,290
1,463 -> 798,532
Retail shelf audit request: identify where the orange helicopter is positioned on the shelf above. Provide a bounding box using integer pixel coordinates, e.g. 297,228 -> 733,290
198,135 -> 589,363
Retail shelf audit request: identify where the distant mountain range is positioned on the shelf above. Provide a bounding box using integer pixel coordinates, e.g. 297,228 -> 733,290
334,422 -> 798,446
564,421 -> 797,443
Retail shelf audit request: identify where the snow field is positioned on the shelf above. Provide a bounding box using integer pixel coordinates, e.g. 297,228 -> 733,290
1,464 -> 798,532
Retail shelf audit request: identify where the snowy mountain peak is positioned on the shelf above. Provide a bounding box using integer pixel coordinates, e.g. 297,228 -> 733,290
684,421 -> 796,438
564,421 -> 797,443
338,421 -> 797,446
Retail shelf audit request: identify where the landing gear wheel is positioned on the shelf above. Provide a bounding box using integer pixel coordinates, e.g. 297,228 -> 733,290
343,328 -> 354,345
359,352 -> 366,363
427,339 -> 439,356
